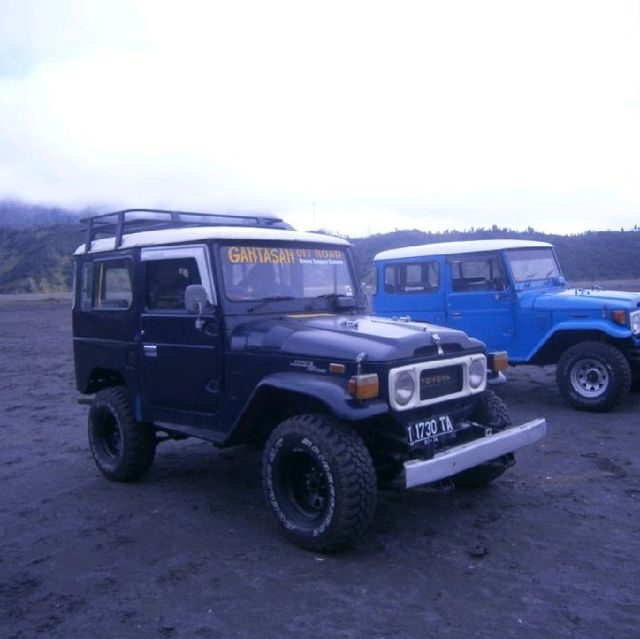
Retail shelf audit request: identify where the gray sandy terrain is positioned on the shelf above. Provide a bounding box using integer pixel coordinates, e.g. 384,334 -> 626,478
1,299 -> 638,638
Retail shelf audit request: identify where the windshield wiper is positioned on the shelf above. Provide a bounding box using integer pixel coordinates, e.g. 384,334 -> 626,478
246,296 -> 295,313
306,293 -> 356,311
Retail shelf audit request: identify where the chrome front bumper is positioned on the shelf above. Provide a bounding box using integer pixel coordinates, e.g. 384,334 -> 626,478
403,418 -> 547,488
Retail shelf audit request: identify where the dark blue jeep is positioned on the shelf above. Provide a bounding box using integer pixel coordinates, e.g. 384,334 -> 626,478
373,239 -> 640,412
73,212 -> 545,551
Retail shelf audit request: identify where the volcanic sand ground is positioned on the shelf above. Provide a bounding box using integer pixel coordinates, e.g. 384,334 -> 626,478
1,298 -> 638,638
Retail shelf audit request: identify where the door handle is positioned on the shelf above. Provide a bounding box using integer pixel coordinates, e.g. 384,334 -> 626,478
143,344 -> 158,358
449,312 -> 462,318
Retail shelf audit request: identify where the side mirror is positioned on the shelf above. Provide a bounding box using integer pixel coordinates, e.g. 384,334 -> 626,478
493,278 -> 507,292
185,285 -> 208,313
185,285 -> 209,330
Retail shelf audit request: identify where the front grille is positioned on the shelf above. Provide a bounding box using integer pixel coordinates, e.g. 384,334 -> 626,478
419,365 -> 463,400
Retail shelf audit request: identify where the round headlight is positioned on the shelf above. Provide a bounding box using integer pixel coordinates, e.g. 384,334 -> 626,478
631,311 -> 640,335
394,371 -> 416,406
468,358 -> 486,389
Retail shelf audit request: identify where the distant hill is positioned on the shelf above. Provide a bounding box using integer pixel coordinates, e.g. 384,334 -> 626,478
0,200 -> 83,228
0,200 -> 639,293
0,224 -> 80,293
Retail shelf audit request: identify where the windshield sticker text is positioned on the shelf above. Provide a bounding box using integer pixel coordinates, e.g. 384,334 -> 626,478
226,246 -> 345,266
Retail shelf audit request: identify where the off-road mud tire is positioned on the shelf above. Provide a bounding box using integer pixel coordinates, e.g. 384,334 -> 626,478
262,414 -> 377,552
452,390 -> 514,489
88,387 -> 156,482
556,341 -> 632,412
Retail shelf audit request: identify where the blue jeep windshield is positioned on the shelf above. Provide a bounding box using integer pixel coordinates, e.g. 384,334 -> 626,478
219,243 -> 355,301
506,247 -> 561,283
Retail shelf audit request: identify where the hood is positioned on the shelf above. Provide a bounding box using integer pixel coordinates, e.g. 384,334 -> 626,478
229,314 -> 483,362
527,287 -> 640,311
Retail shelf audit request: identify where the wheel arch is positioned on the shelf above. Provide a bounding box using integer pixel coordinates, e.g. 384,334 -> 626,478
530,329 -> 630,366
226,372 -> 389,448
229,386 -> 329,448
82,367 -> 128,394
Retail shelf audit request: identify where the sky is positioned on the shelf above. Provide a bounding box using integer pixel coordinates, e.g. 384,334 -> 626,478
0,0 -> 639,237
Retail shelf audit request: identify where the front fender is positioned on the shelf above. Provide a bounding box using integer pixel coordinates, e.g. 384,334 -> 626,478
254,371 -> 390,421
525,320 -> 634,362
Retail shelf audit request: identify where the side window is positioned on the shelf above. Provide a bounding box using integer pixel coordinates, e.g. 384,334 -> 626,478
93,259 -> 133,310
450,255 -> 505,292
145,257 -> 202,311
384,264 -> 396,293
80,262 -> 93,311
383,262 -> 439,294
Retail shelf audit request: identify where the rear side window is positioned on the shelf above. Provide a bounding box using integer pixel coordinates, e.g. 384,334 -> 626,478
82,259 -> 133,310
80,262 -> 93,311
383,261 -> 439,294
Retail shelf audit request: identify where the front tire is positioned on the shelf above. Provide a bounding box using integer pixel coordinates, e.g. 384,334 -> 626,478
88,387 -> 157,481
262,414 -> 377,552
452,390 -> 514,489
556,341 -> 631,412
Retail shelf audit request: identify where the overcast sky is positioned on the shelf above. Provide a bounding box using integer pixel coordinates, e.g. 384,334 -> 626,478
1,0 -> 638,236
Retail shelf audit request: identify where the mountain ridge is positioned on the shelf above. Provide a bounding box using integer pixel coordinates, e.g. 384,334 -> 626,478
0,202 -> 639,293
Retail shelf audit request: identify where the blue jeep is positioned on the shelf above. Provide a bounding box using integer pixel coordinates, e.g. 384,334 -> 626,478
373,239 -> 640,412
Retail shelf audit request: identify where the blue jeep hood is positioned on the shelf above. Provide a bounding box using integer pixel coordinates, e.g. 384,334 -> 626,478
230,314 -> 482,362
527,287 -> 640,311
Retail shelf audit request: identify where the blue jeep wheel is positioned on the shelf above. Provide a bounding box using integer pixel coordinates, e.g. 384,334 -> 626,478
556,341 -> 632,412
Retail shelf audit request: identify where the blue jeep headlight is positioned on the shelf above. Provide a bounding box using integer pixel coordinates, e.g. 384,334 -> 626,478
631,310 -> 640,335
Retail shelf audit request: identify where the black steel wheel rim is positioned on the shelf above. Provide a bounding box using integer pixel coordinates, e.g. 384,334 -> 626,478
277,450 -> 329,526
95,409 -> 122,460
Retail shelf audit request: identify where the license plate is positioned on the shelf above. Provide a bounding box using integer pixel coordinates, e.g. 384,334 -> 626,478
407,415 -> 454,446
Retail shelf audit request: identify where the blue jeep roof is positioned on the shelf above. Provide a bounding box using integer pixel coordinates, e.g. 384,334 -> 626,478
374,239 -> 552,262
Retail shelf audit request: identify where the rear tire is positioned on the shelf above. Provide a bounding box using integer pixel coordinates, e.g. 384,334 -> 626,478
263,414 -> 377,552
452,390 -> 514,489
556,341 -> 631,412
88,387 -> 156,481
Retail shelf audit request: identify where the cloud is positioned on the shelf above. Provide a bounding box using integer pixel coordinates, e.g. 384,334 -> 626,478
0,0 -> 639,235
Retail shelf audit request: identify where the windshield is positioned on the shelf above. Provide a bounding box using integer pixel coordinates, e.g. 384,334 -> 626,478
219,243 -> 356,301
506,248 -> 562,283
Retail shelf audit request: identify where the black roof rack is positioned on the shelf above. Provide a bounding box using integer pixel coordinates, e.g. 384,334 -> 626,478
80,208 -> 293,252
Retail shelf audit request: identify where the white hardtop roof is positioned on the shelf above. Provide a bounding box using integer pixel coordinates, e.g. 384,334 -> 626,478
75,225 -> 350,255
374,239 -> 553,261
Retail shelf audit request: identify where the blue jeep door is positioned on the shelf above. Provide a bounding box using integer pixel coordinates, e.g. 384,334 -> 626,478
375,259 -> 446,324
445,252 -> 515,351
139,245 -> 221,426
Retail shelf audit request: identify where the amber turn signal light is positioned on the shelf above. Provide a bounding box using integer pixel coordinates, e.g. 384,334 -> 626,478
489,351 -> 509,372
348,374 -> 379,400
611,309 -> 627,326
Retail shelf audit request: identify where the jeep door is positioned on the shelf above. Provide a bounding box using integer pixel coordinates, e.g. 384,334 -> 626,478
376,259 -> 447,324
445,252 -> 515,351
139,245 -> 221,426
